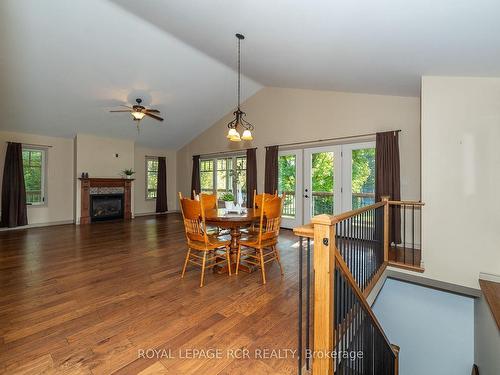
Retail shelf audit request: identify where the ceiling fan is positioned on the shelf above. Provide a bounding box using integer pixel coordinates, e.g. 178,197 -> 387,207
110,98 -> 164,123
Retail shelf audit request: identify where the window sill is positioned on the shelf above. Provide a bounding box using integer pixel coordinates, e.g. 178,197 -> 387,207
27,203 -> 47,208
145,198 -> 157,201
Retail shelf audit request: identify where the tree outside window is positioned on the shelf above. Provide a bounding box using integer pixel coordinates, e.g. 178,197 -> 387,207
146,157 -> 159,199
22,148 -> 46,205
199,155 -> 246,202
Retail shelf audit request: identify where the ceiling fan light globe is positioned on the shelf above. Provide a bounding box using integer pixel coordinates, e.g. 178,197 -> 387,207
241,129 -> 253,140
131,111 -> 146,120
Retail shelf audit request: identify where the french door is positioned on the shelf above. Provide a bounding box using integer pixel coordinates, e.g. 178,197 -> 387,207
303,146 -> 343,223
278,149 -> 303,229
278,142 -> 376,229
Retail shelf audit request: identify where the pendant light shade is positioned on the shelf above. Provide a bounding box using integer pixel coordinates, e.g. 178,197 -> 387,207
241,129 -> 253,140
226,33 -> 254,142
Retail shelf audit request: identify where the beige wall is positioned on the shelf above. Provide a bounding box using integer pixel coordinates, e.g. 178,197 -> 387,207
74,134 -> 135,223
134,146 -> 177,215
178,86 -> 421,200
421,76 -> 500,289
0,131 -> 179,226
0,131 -> 74,225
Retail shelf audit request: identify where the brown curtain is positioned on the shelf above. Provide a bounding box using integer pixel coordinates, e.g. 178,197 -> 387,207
1,142 -> 28,228
375,131 -> 401,244
155,157 -> 168,213
191,155 -> 200,198
246,148 -> 257,207
264,145 -> 279,194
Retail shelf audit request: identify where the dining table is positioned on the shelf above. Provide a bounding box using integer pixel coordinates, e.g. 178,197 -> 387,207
204,207 -> 260,274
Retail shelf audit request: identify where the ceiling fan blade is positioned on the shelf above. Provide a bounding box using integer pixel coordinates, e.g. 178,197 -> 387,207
120,105 -> 133,109
145,109 -> 160,113
145,112 -> 164,121
110,109 -> 132,112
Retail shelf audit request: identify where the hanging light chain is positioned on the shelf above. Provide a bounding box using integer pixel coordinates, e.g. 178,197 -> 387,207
226,33 -> 254,141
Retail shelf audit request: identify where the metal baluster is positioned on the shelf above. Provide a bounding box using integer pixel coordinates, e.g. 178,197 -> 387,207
403,204 -> 406,265
306,238 -> 311,370
298,237 -> 303,375
412,204 -> 415,266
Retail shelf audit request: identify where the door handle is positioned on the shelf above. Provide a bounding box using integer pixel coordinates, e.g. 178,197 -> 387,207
304,194 -> 309,198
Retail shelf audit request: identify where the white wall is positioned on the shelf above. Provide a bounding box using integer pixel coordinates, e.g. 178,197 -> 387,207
0,131 -> 74,225
177,87 -> 421,201
134,146 -> 177,215
421,77 -> 500,289
74,133 -> 135,223
373,278 -> 475,375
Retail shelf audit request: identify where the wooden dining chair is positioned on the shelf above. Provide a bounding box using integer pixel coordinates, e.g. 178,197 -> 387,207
236,195 -> 284,284
199,193 -> 221,235
245,190 -> 279,235
178,192 -> 232,287
253,189 -> 277,209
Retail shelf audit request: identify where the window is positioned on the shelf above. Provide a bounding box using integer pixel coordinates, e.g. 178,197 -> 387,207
146,157 -> 159,199
200,159 -> 214,194
351,147 -> 375,209
199,155 -> 247,202
278,154 -> 297,218
22,148 -> 46,205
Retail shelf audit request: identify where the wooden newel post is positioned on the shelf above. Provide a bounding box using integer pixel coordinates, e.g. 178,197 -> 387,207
381,196 -> 390,263
311,214 -> 336,375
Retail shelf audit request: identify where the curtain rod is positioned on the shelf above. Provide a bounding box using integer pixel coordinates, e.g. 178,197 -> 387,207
6,142 -> 53,148
199,147 -> 257,158
266,130 -> 401,149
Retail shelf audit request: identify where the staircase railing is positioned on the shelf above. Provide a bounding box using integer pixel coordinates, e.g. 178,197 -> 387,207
294,197 -> 423,374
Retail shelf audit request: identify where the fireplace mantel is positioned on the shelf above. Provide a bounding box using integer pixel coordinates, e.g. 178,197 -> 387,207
79,177 -> 134,224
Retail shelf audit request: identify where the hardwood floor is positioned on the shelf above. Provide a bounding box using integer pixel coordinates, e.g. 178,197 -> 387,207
0,214 -> 301,374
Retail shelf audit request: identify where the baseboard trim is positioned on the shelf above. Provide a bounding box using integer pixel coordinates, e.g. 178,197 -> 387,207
134,210 -> 180,217
0,219 -> 74,231
366,268 -> 388,306
479,272 -> 500,283
386,268 -> 481,298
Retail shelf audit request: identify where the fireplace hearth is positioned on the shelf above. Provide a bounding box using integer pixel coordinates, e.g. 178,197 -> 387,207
90,194 -> 124,222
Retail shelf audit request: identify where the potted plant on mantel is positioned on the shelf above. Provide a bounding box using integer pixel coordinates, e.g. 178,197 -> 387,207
220,192 -> 235,210
122,169 -> 135,179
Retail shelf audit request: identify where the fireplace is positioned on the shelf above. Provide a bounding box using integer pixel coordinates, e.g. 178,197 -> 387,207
90,194 -> 124,222
79,178 -> 133,224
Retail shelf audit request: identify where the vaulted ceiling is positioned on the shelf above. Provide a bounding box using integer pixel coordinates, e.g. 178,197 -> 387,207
1,0 -> 500,149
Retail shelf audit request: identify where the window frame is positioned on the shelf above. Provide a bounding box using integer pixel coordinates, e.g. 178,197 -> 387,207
145,156 -> 160,200
199,154 -> 246,199
22,146 -> 48,207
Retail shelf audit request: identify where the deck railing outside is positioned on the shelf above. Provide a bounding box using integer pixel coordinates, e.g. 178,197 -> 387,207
281,191 -> 376,219
294,196 -> 423,374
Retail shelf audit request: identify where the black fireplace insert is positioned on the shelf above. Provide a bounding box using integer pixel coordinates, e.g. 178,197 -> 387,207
90,193 -> 124,222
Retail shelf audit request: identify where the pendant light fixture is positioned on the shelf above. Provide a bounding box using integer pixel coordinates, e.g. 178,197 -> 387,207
227,33 -> 254,142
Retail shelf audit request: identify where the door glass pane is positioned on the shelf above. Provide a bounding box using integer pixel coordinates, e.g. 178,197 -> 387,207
200,160 -> 214,194
216,158 -> 233,199
235,157 -> 247,203
278,155 -> 297,218
311,152 -> 335,216
352,148 -> 376,209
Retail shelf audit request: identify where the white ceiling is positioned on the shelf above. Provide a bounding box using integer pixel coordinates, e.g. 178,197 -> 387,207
2,0 -> 500,149
0,0 -> 261,149
111,0 -> 500,97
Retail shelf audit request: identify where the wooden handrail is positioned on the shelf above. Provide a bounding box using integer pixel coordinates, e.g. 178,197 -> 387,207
295,198 -> 400,374
334,250 -> 397,357
293,223 -> 314,239
388,200 -> 425,206
332,201 -> 385,223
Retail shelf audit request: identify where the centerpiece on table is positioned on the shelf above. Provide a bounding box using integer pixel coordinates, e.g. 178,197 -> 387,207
221,192 -> 235,210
